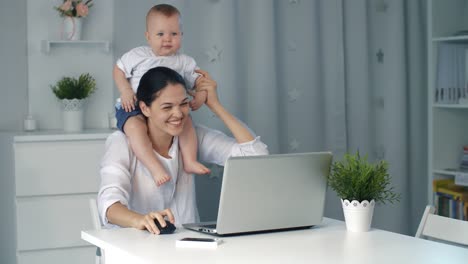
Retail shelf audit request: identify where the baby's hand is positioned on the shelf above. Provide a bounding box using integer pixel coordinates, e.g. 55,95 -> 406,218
190,90 -> 207,111
121,89 -> 136,112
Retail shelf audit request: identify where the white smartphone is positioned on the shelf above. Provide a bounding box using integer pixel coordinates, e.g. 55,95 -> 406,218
175,237 -> 222,249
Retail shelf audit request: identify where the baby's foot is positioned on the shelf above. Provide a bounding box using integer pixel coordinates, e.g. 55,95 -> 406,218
152,171 -> 171,187
184,161 -> 211,175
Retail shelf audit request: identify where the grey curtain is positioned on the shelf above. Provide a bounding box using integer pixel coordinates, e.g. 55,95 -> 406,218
115,0 -> 427,235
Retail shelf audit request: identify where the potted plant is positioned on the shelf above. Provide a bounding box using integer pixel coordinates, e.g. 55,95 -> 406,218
51,73 -> 96,132
327,151 -> 400,232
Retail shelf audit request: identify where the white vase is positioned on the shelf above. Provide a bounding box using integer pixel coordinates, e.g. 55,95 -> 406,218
341,199 -> 375,232
61,99 -> 85,132
61,17 -> 82,41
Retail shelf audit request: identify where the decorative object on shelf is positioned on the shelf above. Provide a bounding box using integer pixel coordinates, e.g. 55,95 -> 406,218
62,17 -> 82,40
54,0 -> 93,41
23,114 -> 37,132
51,73 -> 97,132
327,151 -> 400,232
108,111 -> 117,129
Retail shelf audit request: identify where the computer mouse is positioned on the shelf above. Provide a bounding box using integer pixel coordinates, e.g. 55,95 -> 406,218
154,219 -> 176,234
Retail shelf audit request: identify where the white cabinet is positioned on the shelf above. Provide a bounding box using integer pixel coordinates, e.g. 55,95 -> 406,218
428,0 -> 468,204
0,130 -> 111,264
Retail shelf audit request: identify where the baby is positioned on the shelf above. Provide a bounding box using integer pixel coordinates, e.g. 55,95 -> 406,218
113,4 -> 210,186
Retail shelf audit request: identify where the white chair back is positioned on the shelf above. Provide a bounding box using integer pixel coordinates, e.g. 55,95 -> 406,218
415,205 -> 468,246
89,198 -> 102,231
89,198 -> 104,264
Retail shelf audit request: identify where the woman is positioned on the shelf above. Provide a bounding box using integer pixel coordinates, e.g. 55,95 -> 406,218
98,67 -> 269,234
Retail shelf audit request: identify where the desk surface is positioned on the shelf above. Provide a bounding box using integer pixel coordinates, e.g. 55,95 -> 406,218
82,218 -> 468,264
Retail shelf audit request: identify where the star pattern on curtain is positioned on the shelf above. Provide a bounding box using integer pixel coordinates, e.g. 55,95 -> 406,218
205,45 -> 222,62
289,138 -> 300,151
375,0 -> 388,12
288,87 -> 301,102
376,49 -> 384,63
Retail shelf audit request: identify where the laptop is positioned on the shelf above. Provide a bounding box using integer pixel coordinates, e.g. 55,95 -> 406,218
183,152 -> 332,236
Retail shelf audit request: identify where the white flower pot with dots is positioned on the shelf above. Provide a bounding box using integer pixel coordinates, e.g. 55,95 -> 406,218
341,199 -> 375,232
61,98 -> 85,132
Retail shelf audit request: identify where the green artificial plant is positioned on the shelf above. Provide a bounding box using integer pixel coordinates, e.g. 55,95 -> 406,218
328,151 -> 401,204
51,73 -> 97,100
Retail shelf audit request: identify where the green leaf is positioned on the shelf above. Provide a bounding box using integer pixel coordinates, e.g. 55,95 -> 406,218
51,73 -> 97,100
327,151 -> 401,205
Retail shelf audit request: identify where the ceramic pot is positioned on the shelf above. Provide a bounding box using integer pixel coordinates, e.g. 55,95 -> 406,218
341,199 -> 375,232
61,98 -> 85,132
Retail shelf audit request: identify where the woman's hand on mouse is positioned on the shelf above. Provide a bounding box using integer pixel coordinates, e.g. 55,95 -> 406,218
135,208 -> 175,235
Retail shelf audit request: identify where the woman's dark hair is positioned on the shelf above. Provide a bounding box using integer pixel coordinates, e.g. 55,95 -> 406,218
137,67 -> 187,106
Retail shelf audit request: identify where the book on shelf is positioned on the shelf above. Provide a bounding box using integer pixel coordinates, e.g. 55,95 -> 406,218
435,44 -> 467,105
460,145 -> 468,171
433,178 -> 468,220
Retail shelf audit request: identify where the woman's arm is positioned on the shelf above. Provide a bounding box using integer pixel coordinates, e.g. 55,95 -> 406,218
107,202 -> 174,234
195,69 -> 254,144
98,132 -> 174,234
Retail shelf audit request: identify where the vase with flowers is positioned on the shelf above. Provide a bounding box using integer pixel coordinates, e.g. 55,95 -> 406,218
54,0 -> 93,41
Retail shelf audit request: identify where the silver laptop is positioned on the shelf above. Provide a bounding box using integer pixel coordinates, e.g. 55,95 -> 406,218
183,152 -> 332,236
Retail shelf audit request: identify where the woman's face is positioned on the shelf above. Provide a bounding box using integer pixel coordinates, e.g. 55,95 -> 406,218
141,83 -> 190,137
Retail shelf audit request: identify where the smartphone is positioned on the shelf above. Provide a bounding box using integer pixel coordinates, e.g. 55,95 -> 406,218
176,237 -> 221,249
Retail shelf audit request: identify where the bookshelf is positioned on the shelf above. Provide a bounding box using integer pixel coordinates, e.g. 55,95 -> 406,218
428,0 -> 468,220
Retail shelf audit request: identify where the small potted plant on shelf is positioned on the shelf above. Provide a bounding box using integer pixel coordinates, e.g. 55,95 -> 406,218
51,73 -> 96,132
327,151 -> 400,232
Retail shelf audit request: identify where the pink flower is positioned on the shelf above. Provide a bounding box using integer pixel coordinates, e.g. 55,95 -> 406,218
76,2 -> 89,17
59,0 -> 72,11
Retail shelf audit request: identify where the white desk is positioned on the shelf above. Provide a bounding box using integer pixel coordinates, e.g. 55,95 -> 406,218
81,218 -> 468,264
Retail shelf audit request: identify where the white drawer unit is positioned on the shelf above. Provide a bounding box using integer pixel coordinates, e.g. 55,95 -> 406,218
0,130 -> 112,264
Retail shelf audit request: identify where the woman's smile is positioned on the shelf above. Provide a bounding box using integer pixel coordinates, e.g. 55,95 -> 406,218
167,117 -> 184,128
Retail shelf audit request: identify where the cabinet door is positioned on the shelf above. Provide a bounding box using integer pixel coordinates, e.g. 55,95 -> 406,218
17,247 -> 95,264
16,194 -> 96,250
14,140 -> 104,196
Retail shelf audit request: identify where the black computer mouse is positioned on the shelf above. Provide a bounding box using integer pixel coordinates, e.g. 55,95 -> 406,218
154,219 -> 176,234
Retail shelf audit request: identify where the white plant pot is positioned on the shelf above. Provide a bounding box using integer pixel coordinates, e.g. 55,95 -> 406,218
341,199 -> 375,232
61,99 -> 85,132
62,17 -> 82,41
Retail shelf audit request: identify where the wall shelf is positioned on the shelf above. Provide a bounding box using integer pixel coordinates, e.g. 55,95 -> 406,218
433,169 -> 468,187
433,103 -> 468,109
432,35 -> 468,43
41,40 -> 111,54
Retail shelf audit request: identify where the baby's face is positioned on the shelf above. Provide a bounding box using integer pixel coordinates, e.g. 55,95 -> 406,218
146,13 -> 182,56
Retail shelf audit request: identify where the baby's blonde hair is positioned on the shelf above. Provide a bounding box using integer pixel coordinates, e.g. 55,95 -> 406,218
146,4 -> 182,31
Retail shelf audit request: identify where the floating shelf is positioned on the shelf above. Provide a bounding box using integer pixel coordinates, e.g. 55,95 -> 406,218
432,35 -> 468,43
433,169 -> 468,186
433,103 -> 468,109
41,40 -> 111,54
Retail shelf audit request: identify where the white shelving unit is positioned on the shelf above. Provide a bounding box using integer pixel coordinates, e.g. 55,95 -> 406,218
428,0 -> 468,204
0,130 -> 113,264
41,40 -> 111,53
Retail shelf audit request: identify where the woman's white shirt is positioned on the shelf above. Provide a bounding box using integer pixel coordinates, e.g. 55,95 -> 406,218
98,124 -> 268,228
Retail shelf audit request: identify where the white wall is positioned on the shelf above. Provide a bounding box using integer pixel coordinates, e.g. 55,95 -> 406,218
0,0 -> 28,131
27,0 -> 114,130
